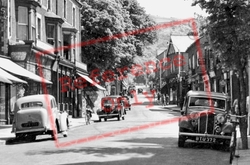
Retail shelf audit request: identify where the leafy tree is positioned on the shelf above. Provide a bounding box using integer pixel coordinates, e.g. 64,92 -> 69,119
192,0 -> 250,149
80,0 -> 157,84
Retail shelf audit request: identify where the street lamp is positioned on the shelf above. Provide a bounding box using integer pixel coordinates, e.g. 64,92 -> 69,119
155,58 -> 162,91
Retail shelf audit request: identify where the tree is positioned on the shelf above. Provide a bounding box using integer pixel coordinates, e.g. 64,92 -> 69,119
80,0 -> 157,83
192,0 -> 250,149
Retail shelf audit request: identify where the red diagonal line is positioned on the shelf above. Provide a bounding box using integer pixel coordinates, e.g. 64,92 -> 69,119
57,116 -> 180,148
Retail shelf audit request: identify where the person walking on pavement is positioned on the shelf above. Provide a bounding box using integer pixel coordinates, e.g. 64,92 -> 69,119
161,93 -> 166,106
157,91 -> 161,104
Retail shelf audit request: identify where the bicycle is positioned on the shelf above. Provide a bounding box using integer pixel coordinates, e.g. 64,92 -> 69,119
229,114 -> 247,164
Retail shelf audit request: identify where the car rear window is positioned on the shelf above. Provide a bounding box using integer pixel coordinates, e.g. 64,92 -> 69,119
21,102 -> 43,109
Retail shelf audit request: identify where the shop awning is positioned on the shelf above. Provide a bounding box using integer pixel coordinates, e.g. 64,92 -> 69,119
0,74 -> 12,84
77,73 -> 106,91
0,58 -> 52,84
0,68 -> 27,84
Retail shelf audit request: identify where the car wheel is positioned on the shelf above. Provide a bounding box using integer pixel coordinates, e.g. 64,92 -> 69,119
178,135 -> 185,147
99,117 -> 102,122
104,118 -> 107,122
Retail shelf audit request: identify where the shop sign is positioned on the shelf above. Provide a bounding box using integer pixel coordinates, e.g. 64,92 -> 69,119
11,52 -> 27,61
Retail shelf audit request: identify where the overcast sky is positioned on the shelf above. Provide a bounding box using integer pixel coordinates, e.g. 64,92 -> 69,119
137,0 -> 208,19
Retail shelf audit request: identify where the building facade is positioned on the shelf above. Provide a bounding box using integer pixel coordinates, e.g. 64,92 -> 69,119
0,0 -> 102,124
163,35 -> 194,105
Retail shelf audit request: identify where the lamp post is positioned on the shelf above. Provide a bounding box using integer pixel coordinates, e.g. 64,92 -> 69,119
155,58 -> 162,91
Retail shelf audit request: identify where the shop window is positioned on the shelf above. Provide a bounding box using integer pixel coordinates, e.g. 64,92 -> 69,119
17,6 -> 28,40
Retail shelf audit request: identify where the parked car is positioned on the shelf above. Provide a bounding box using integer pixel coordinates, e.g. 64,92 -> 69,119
97,95 -> 126,121
12,94 -> 69,141
178,90 -> 233,148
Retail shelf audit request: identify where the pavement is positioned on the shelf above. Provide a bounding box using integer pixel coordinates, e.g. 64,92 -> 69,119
0,115 -> 87,145
1,104 -> 250,165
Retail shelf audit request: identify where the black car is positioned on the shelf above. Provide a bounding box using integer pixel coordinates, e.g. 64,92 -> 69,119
97,95 -> 126,122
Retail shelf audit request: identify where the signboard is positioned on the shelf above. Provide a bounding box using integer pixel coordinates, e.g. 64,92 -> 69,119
11,52 -> 27,61
9,45 -> 31,62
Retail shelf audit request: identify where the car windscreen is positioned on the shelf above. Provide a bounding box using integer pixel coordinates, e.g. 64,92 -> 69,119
102,98 -> 116,104
189,97 -> 226,110
21,102 -> 43,109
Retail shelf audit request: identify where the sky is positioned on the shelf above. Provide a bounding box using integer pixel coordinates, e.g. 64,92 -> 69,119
136,0 -> 208,19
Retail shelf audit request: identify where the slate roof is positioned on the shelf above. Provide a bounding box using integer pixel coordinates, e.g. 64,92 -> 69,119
170,35 -> 197,52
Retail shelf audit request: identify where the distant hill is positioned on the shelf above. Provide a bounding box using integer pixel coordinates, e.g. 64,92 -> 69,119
143,15 -> 193,58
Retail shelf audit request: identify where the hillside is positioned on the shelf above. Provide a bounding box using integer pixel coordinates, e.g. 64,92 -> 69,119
143,15 -> 193,58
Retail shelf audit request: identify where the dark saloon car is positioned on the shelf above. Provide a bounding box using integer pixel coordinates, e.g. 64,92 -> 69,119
178,90 -> 233,148
97,95 -> 125,122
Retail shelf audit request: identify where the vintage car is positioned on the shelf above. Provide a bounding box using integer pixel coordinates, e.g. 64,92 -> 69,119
12,94 -> 69,141
97,95 -> 126,121
178,90 -> 233,148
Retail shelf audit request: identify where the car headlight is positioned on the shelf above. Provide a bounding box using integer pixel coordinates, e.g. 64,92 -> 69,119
216,114 -> 225,124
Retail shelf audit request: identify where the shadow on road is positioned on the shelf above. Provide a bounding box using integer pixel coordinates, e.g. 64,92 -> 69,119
24,137 -> 229,165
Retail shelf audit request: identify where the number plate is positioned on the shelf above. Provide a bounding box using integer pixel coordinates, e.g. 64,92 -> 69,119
195,137 -> 216,142
21,122 -> 39,127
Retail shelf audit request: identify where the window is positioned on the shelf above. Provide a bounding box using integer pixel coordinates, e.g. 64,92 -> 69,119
46,24 -> 55,46
73,7 -> 76,27
21,102 -> 43,108
64,0 -> 67,18
56,0 -> 58,15
31,9 -> 36,41
58,25 -> 62,55
17,6 -> 28,40
8,0 -> 11,38
48,0 -> 51,11
37,17 -> 41,40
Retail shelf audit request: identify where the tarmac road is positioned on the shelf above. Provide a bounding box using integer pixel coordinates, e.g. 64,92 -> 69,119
0,93 -> 231,165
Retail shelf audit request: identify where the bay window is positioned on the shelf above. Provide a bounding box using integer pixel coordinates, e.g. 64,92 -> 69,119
17,6 -> 28,40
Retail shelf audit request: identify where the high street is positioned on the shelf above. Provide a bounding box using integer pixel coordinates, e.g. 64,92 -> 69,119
0,93 -> 230,165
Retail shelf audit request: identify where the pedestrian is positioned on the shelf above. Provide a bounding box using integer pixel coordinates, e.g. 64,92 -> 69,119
232,99 -> 239,115
165,94 -> 169,105
161,94 -> 166,106
157,92 -> 161,104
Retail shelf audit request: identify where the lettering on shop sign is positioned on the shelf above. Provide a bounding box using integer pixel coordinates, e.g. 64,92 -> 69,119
11,52 -> 27,61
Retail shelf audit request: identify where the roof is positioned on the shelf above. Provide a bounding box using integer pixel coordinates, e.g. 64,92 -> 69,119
170,35 -> 197,52
186,90 -> 229,99
16,94 -> 55,104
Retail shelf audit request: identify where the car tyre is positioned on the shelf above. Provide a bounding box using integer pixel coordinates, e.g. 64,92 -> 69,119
104,118 -> 107,122
178,135 -> 185,147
